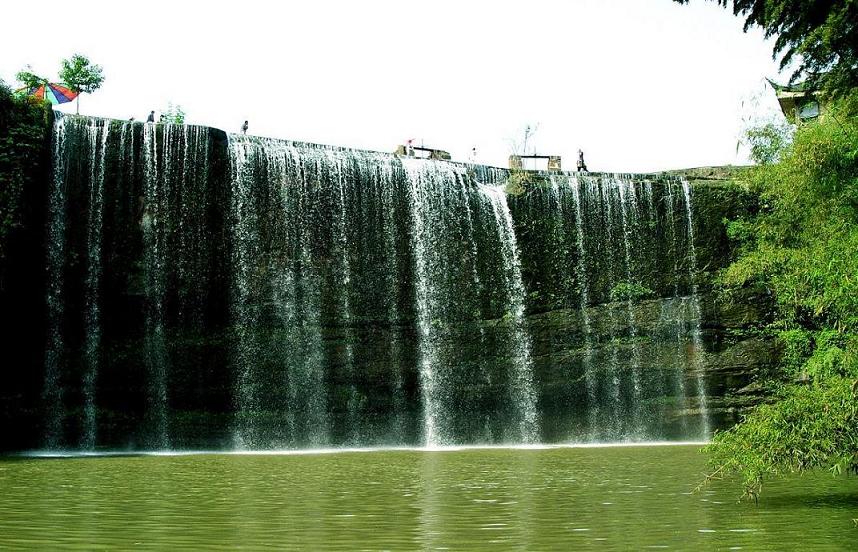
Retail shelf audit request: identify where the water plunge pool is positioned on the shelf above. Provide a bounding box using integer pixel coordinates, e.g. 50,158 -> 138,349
1,444 -> 855,550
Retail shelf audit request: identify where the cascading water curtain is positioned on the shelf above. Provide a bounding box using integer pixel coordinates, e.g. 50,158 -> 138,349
39,115 -> 713,451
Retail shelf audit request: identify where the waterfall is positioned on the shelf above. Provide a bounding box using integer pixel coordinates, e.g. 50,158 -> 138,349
570,178 -> 598,440
616,180 -> 644,439
507,173 -> 713,442
228,134 -> 263,448
404,159 -> 478,446
273,148 -> 329,448
42,116 -> 69,449
661,181 -> 691,436
379,162 -> 409,443
406,162 -> 440,446
34,115 -> 718,451
681,181 -> 711,438
651,180 -> 711,439
81,119 -> 109,449
175,125 -> 212,323
228,136 -> 427,448
332,157 -> 359,445
405,160 -> 540,446
142,123 -> 171,449
480,185 -> 538,443
599,179 -> 624,439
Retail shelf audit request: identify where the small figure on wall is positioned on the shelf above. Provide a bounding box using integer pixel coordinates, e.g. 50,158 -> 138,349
577,149 -> 588,172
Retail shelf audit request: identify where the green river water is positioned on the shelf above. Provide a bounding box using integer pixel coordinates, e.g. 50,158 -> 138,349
0,445 -> 855,550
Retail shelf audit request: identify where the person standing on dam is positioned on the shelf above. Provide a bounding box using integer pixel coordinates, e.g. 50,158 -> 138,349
241,120 -> 249,135
577,149 -> 588,172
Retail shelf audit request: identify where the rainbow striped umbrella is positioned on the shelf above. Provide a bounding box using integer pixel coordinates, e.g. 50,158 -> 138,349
16,83 -> 79,105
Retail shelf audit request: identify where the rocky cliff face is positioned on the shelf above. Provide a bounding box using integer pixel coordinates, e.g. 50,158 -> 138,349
0,115 -> 777,451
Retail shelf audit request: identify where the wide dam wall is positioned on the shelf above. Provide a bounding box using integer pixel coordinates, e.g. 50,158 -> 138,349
0,115 -> 777,451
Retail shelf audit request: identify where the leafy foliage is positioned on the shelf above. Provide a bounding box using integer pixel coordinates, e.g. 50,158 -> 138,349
708,95 -> 858,498
0,79 -> 51,263
58,53 -> 104,94
719,102 -> 858,331
505,169 -> 532,195
673,1 -> 858,97
162,103 -> 186,125
744,121 -> 793,164
708,377 -> 858,499
14,67 -> 48,90
609,282 -> 656,302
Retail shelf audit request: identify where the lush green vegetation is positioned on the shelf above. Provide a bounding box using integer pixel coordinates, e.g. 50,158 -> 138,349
610,282 -> 656,302
706,95 -> 858,499
673,1 -> 858,97
161,102 -> 186,124
58,53 -> 104,114
58,54 -> 104,96
0,79 -> 51,265
14,68 -> 48,90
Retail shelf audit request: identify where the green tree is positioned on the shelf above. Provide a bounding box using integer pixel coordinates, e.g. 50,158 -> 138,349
58,53 -> 105,114
673,1 -> 858,97
161,102 -> 186,124
744,120 -> 793,164
706,95 -> 858,499
15,67 -> 48,90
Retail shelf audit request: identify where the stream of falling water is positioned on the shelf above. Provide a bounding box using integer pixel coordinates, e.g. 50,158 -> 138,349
405,159 -> 448,447
405,160 -> 539,446
379,162 -> 408,443
42,116 -> 69,449
616,180 -> 644,439
81,119 -> 109,449
682,181 -> 711,438
662,181 -> 691,435
512,174 -> 711,442
570,178 -> 598,439
599,180 -> 623,439
142,123 -> 171,449
229,136 -> 266,448
332,155 -> 359,445
480,185 -> 539,443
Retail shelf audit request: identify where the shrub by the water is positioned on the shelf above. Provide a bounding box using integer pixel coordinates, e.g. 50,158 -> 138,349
707,94 -> 858,498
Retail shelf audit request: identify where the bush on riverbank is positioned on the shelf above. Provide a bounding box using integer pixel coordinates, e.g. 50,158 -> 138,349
707,94 -> 858,498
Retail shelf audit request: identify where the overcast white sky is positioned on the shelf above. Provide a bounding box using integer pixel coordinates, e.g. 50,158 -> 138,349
1,0 -> 789,172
